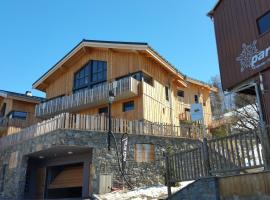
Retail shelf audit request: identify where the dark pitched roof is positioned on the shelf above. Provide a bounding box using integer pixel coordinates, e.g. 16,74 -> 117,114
0,89 -> 44,102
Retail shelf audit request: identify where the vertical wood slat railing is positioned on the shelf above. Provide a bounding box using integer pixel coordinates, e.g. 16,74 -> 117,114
35,77 -> 139,118
0,113 -> 204,150
166,131 -> 264,187
0,118 -> 40,129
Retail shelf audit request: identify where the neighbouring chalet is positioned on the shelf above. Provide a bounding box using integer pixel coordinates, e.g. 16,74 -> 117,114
0,40 -> 216,199
0,90 -> 43,137
208,0 -> 270,133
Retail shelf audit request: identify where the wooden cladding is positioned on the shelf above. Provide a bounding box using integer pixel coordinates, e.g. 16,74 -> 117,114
212,0 -> 270,89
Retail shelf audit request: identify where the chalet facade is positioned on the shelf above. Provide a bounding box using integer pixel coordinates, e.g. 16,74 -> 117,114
0,40 -> 215,199
0,90 -> 43,137
33,40 -> 215,126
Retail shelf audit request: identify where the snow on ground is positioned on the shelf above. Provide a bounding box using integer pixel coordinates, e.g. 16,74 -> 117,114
94,181 -> 193,200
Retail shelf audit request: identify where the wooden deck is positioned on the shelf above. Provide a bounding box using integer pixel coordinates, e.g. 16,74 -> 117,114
0,113 -> 205,150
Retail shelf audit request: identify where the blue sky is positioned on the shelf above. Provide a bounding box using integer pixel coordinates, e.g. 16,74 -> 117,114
0,0 -> 219,97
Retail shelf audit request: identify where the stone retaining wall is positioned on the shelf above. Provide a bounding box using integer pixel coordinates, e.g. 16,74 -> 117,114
0,129 -> 200,199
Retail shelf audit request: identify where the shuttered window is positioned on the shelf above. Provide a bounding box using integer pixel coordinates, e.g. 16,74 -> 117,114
134,144 -> 154,162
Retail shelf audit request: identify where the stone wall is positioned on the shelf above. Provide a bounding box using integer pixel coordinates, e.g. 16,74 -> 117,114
0,129 -> 200,199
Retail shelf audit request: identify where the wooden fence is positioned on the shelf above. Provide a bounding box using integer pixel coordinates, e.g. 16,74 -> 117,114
166,131 -> 265,194
0,113 -> 204,150
35,76 -> 139,118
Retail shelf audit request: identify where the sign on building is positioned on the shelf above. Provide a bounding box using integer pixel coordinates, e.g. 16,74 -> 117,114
191,103 -> 204,122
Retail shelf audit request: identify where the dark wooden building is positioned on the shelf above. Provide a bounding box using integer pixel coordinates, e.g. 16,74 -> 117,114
209,0 -> 270,132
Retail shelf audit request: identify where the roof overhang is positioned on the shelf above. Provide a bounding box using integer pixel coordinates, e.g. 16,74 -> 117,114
207,0 -> 222,18
187,77 -> 218,92
33,40 -> 184,91
0,91 -> 42,104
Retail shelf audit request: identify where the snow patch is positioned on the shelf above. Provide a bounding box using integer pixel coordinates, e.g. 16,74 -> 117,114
94,181 -> 193,200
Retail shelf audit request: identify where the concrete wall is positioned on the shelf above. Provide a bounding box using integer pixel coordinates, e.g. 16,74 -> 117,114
0,130 -> 200,199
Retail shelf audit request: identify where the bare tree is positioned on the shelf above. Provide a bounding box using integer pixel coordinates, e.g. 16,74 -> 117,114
232,93 -> 259,132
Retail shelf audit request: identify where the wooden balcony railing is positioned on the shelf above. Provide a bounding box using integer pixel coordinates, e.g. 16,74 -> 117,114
35,77 -> 139,118
0,113 -> 205,150
0,118 -> 37,129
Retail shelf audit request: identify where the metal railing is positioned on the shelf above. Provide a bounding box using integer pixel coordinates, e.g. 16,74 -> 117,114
0,113 -> 205,150
165,131 -> 265,195
35,77 -> 139,118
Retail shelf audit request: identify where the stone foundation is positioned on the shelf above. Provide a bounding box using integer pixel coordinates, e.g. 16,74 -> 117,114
0,130 -> 200,199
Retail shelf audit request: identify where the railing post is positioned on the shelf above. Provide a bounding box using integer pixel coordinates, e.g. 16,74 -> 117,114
165,153 -> 172,197
202,137 -> 211,176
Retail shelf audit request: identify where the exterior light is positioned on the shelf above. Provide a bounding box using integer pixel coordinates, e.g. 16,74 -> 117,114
39,156 -> 44,159
108,89 -> 115,151
108,90 -> 115,103
67,151 -> 73,155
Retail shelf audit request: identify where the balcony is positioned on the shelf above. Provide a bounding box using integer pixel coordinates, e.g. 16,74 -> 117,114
35,77 -> 140,118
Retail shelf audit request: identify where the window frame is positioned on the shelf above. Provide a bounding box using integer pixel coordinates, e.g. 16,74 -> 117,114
177,90 -> 185,98
73,60 -> 107,92
194,95 -> 199,103
165,86 -> 169,101
257,10 -> 270,35
123,101 -> 135,112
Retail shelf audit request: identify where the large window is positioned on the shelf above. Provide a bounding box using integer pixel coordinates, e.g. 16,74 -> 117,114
257,11 -> 270,35
134,144 -> 154,162
73,60 -> 107,91
7,111 -> 27,120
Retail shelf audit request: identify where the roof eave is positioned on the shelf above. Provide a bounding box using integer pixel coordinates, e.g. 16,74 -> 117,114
33,41 -> 185,90
207,0 -> 222,18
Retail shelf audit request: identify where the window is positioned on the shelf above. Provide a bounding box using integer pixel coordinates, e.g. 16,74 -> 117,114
177,90 -> 184,98
98,107 -> 108,114
142,73 -> 153,86
7,111 -> 27,120
91,60 -> 107,85
165,86 -> 169,101
194,95 -> 199,103
134,144 -> 154,162
0,164 -> 7,192
257,11 -> 270,35
123,101 -> 135,112
0,103 -> 6,117
73,64 -> 90,91
73,60 -> 107,91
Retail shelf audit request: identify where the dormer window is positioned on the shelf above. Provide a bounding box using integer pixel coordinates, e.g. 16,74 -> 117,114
73,60 -> 107,92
